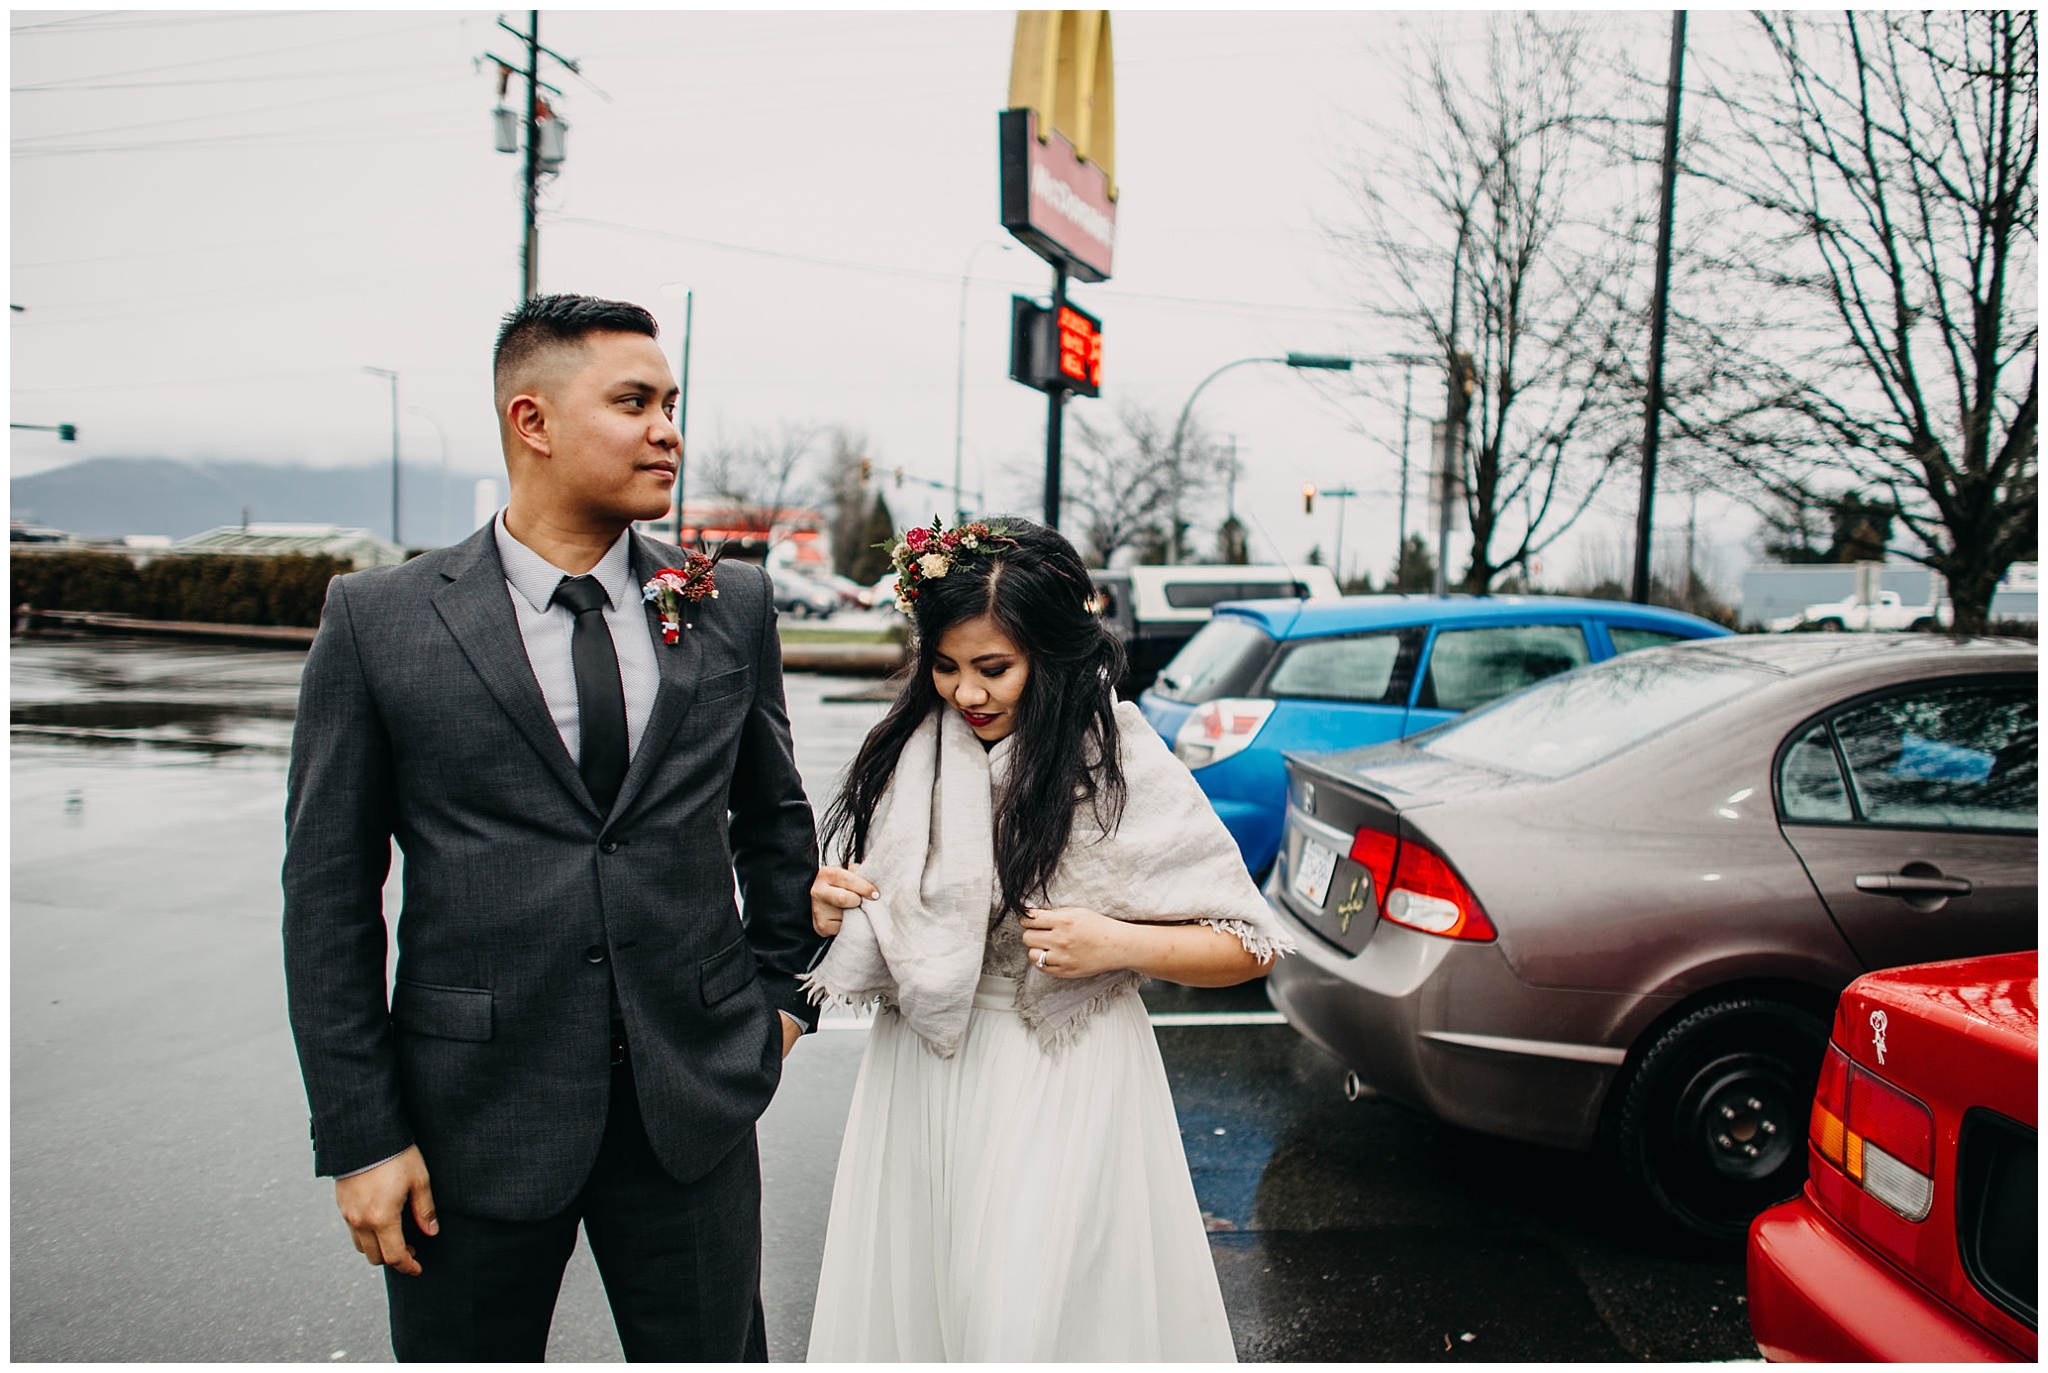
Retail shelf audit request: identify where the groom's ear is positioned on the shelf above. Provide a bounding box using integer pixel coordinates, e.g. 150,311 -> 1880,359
505,391 -> 554,461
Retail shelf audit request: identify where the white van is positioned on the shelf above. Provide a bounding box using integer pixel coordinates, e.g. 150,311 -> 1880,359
1089,564 -> 1340,695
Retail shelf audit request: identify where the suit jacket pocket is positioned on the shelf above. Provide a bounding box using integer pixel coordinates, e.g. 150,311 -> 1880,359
699,934 -> 759,1007
697,666 -> 748,705
390,980 -> 494,1042
696,668 -> 753,709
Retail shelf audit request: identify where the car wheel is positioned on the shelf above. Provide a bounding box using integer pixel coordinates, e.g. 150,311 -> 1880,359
1815,618 -> 1845,632
1909,617 -> 1935,632
1611,997 -> 1827,1246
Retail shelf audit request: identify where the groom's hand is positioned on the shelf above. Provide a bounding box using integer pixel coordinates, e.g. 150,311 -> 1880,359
335,1144 -> 438,1277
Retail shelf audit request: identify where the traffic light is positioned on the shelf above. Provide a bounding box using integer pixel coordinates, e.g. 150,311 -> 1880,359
57,424 -> 76,442
894,466 -> 904,489
859,457 -> 872,484
1303,483 -> 1316,515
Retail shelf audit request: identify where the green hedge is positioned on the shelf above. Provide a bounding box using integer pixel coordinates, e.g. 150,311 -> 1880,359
10,552 -> 351,628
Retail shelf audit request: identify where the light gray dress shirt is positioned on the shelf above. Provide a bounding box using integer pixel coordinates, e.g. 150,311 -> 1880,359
493,511 -> 662,767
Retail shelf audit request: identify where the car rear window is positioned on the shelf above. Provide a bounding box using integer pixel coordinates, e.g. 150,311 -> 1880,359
1419,650 -> 1772,778
1163,581 -> 1306,609
1264,632 -> 1409,705
1150,617 -> 1275,703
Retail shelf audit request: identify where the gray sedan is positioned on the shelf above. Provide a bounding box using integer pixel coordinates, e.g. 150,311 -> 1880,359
1264,634 -> 2036,1244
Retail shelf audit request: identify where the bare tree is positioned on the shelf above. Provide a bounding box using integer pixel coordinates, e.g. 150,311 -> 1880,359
695,423 -> 818,556
1679,11 -> 2037,632
1333,14 -> 1658,591
1061,401 -> 1226,567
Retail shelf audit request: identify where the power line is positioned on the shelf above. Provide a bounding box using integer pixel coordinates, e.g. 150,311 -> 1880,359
9,14 -> 459,92
555,216 -> 1368,322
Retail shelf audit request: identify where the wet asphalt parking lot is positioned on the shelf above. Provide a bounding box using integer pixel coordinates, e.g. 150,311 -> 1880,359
11,637 -> 1754,1361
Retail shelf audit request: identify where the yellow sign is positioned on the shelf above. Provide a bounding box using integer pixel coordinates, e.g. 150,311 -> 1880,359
1009,10 -> 1116,199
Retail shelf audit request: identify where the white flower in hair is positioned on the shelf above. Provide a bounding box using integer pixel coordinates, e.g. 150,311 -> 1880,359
918,552 -> 950,579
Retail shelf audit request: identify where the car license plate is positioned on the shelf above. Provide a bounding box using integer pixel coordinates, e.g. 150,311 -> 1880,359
1292,837 -> 1338,909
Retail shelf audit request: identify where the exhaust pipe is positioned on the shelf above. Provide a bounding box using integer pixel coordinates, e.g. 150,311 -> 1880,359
1343,1070 -> 1378,1103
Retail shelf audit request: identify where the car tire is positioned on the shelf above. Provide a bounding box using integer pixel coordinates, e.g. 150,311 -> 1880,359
1611,996 -> 1828,1246
1909,617 -> 1936,632
1815,618 -> 1845,632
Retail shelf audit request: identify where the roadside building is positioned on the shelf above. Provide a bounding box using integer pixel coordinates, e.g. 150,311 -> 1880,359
175,523 -> 403,570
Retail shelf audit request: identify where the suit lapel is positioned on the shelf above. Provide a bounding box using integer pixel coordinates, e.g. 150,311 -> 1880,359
431,525 -> 600,818
606,534 -> 705,824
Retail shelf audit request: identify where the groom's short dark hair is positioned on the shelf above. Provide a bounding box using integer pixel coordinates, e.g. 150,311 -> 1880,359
493,293 -> 660,408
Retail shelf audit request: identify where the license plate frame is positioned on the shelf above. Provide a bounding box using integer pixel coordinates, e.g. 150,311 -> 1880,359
1292,836 -> 1338,909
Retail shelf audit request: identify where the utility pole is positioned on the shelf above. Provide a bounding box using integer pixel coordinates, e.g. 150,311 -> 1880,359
1632,9 -> 1686,604
1043,263 -> 1068,530
488,13 -> 578,305
1434,220 -> 1472,596
676,290 -> 693,535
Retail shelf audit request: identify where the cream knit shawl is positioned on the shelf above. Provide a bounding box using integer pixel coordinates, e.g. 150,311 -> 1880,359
802,700 -> 1295,1056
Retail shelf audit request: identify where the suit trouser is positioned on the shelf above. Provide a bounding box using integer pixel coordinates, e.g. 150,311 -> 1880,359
383,1043 -> 769,1363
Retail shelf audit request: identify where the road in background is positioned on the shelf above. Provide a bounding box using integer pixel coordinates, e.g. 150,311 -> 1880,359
11,639 -> 1751,1361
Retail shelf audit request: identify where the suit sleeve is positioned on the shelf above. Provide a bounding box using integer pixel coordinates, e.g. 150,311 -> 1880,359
727,567 -> 827,1031
281,575 -> 414,1176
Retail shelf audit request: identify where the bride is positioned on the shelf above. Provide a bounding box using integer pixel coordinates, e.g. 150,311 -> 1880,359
802,518 -> 1293,1362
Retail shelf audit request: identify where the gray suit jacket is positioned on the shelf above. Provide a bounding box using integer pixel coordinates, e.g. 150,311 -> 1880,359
282,525 -> 823,1221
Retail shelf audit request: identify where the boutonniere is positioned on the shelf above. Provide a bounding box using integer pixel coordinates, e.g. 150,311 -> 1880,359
641,548 -> 721,645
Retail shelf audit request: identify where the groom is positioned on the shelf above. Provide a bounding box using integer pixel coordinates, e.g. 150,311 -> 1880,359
283,294 -> 823,1360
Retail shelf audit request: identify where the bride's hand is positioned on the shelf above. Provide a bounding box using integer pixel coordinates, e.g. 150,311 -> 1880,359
1020,906 -> 1132,979
811,863 -> 877,937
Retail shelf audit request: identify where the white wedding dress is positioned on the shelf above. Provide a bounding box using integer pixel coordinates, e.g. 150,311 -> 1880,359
805,915 -> 1238,1362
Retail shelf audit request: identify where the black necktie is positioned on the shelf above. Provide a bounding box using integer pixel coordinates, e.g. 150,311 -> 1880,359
550,574 -> 629,813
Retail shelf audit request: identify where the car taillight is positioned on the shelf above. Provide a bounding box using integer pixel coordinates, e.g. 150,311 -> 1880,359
1346,823 -> 1495,941
1809,1041 -> 1936,1222
1810,1045 -> 1850,1169
1172,698 -> 1275,769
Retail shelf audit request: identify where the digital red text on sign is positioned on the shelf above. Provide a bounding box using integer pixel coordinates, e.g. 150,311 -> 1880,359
1057,306 -> 1102,390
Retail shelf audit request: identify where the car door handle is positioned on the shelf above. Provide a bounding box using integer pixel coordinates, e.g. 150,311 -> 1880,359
1855,873 -> 1974,897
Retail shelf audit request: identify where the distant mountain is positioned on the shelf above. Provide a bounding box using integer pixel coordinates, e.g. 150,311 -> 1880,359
10,456 -> 496,546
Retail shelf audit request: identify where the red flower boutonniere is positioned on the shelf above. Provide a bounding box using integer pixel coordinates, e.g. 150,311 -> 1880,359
641,550 -> 720,644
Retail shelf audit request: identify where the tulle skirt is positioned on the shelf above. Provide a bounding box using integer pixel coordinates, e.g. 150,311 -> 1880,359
805,974 -> 1236,1362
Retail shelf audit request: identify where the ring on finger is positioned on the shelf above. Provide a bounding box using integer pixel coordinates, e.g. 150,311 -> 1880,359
1033,949 -> 1048,971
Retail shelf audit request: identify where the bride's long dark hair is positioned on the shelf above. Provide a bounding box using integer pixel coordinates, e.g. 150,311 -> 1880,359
820,518 -> 1128,919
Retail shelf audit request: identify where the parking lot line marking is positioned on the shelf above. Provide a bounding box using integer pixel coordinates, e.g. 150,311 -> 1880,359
813,1010 -> 1291,1031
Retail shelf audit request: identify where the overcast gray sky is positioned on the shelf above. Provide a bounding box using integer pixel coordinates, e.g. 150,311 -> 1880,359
11,6 -> 1760,587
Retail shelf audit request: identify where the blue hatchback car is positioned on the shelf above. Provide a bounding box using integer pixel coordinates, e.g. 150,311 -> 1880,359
1137,595 -> 1734,876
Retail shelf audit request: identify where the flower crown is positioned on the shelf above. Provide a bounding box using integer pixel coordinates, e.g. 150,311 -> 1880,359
885,517 -> 1010,615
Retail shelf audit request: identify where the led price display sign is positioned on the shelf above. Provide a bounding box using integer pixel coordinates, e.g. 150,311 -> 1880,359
1055,302 -> 1102,398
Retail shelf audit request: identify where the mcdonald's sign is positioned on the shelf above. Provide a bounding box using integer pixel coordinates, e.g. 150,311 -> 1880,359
1000,10 -> 1117,282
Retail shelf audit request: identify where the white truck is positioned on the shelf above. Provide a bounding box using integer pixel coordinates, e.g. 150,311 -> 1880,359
1769,589 -> 1950,633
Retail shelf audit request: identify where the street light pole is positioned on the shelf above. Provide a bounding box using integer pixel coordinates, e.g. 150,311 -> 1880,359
1168,352 -> 1352,565
363,366 -> 400,546
953,240 -> 1009,522
407,405 -> 447,545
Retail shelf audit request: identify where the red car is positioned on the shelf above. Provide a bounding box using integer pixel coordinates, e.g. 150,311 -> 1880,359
1748,951 -> 2037,1361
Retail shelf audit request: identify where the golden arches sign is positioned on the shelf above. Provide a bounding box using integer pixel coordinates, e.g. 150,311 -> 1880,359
1008,10 -> 1115,198
1001,10 -> 1118,281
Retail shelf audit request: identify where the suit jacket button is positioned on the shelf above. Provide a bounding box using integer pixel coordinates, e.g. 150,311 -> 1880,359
600,840 -> 620,854
585,945 -> 607,964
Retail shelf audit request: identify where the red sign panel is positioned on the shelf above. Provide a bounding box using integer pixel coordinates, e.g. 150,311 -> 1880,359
1056,303 -> 1102,395
1000,109 -> 1116,283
